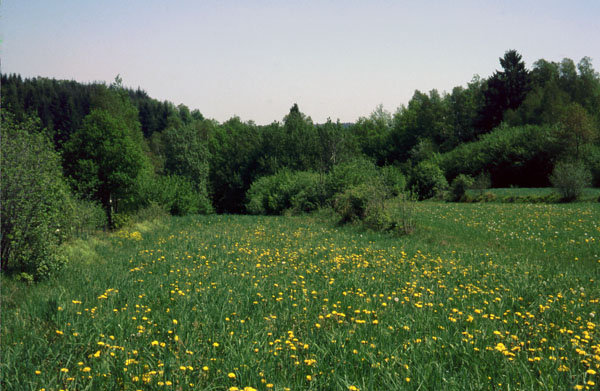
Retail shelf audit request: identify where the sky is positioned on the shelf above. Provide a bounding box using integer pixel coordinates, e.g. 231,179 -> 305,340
2,0 -> 600,125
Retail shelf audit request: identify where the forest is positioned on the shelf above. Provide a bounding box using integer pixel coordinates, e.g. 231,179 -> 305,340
2,50 -> 600,280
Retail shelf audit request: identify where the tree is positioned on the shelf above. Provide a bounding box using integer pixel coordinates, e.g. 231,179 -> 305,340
575,57 -> 600,120
208,117 -> 263,213
351,105 -> 392,165
479,50 -> 530,131
162,119 -> 213,213
444,79 -> 483,148
557,103 -> 597,160
315,119 -> 356,174
387,90 -> 450,163
550,160 -> 591,201
1,113 -> 73,278
281,103 -> 319,170
408,161 -> 448,200
162,120 -> 211,184
500,50 -> 531,110
64,109 -> 147,225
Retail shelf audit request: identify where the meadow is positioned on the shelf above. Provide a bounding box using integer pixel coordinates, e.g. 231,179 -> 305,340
1,202 -> 599,390
464,188 -> 600,203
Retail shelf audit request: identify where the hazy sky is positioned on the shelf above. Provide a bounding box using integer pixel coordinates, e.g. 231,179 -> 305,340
3,0 -> 599,124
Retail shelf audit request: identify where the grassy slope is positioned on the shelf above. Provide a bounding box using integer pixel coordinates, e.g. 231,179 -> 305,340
1,203 -> 599,390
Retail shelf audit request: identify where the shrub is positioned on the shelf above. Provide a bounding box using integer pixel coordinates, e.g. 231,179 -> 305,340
325,158 -> 380,198
476,192 -> 498,203
333,184 -> 370,221
290,176 -> 327,213
395,192 -> 418,235
472,172 -> 491,194
449,174 -> 475,202
67,198 -> 108,237
437,125 -> 560,187
409,161 -> 448,200
112,213 -> 132,230
246,170 -> 325,215
333,183 -> 372,223
171,176 -> 213,215
583,144 -> 600,187
363,201 -> 392,231
379,165 -> 406,197
1,114 -> 73,279
550,160 -> 592,201
333,182 -> 391,230
132,202 -> 170,223
137,174 -> 213,216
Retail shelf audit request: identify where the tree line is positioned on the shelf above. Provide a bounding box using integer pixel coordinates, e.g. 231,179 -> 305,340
2,50 -> 599,279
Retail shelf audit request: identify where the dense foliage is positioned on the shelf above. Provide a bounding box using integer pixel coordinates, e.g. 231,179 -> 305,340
1,114 -> 74,279
2,50 -> 600,279
550,160 -> 592,201
246,170 -> 325,215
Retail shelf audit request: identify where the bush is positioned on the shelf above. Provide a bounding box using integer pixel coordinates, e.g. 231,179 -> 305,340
112,213 -> 132,230
583,144 -> 600,187
409,161 -> 448,200
333,182 -> 391,230
325,158 -> 380,198
438,125 -> 560,187
472,172 -> 491,194
379,165 -> 406,197
132,202 -> 170,223
246,170 -> 325,215
449,174 -> 475,202
550,160 -> 592,201
290,176 -> 328,213
395,192 -> 418,235
1,114 -> 73,279
137,174 -> 213,216
245,161 -> 402,218
333,183 -> 372,223
67,198 -> 107,237
475,192 -> 498,203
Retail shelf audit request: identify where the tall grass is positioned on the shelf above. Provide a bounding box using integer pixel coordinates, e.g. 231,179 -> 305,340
1,203 -> 599,390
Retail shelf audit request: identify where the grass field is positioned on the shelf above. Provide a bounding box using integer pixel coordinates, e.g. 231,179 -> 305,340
2,202 -> 599,390
465,188 -> 600,202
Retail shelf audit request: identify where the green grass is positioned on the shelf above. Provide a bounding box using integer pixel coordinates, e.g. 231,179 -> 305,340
2,203 -> 599,390
465,187 -> 600,202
